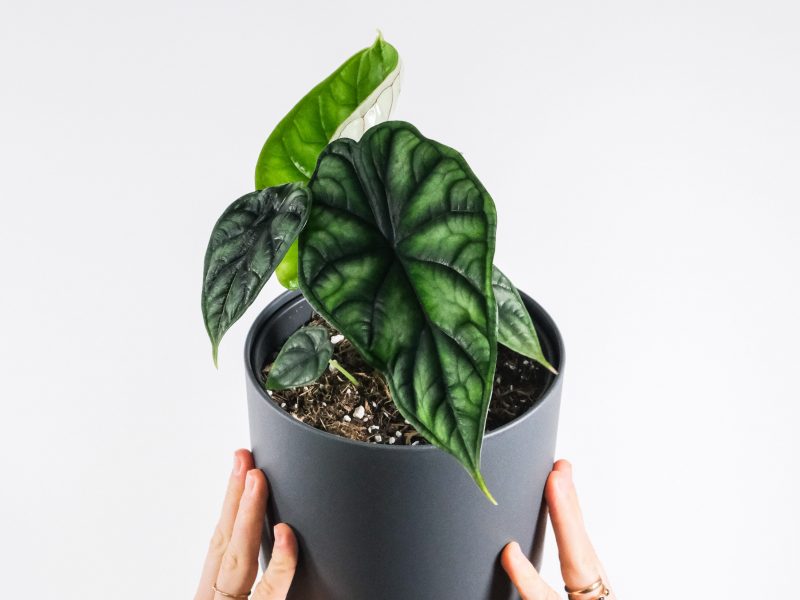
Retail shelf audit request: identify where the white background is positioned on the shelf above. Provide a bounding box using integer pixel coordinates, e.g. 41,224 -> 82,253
1,1 -> 798,598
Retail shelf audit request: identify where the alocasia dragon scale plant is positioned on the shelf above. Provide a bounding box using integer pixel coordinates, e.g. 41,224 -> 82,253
202,36 -> 555,502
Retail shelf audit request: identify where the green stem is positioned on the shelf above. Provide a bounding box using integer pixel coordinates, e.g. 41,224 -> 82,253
329,359 -> 359,387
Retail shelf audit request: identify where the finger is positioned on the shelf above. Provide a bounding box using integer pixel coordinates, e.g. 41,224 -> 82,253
252,523 -> 298,600
195,449 -> 254,600
214,469 -> 269,599
501,542 -> 560,600
546,460 -> 608,593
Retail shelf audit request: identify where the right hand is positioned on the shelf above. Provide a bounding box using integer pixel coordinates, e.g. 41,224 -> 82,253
501,460 -> 615,600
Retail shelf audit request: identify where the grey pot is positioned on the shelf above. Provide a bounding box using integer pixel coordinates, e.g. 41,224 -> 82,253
245,290 -> 564,600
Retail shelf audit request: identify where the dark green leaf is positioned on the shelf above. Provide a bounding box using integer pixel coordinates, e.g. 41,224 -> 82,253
298,121 -> 498,501
202,183 -> 311,365
266,326 -> 333,390
255,35 -> 401,290
493,267 -> 557,374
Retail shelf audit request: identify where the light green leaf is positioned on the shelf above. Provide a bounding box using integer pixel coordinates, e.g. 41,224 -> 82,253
254,34 -> 402,289
202,183 -> 311,365
298,121 -> 498,502
275,240 -> 300,289
266,326 -> 333,390
493,267 -> 557,374
254,35 -> 401,189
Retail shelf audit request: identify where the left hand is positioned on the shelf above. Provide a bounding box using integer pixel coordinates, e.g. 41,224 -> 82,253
194,449 -> 298,600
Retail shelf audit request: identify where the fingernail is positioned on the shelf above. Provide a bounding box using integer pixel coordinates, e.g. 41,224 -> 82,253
273,525 -> 286,548
508,541 -> 524,562
554,473 -> 569,496
245,470 -> 257,493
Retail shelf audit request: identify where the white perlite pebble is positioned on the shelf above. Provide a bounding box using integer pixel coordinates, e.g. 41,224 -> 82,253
404,419 -> 410,425
280,402 -> 286,408
343,415 -> 351,423
353,406 -> 365,419
395,431 -> 402,437
374,435 -> 383,442
331,334 -> 344,344
367,425 -> 379,433
389,437 -> 396,444
412,441 -> 419,446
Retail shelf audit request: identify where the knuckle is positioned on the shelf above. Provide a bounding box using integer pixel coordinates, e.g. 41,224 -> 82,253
562,548 -> 597,577
221,550 -> 242,573
256,578 -> 279,598
271,554 -> 297,574
209,527 -> 229,556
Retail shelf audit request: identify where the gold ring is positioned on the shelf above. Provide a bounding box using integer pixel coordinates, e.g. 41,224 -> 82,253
565,577 -> 611,599
212,584 -> 251,599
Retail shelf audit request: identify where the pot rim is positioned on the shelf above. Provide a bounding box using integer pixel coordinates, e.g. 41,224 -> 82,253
244,290 -> 565,453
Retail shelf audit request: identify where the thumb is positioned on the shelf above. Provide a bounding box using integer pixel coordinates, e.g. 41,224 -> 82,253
501,542 -> 560,600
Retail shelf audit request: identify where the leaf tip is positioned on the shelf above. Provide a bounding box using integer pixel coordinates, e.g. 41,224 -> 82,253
472,470 -> 498,505
541,359 -> 558,376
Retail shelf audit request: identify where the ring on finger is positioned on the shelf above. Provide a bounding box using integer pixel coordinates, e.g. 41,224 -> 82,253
212,583 -> 251,599
565,577 -> 611,599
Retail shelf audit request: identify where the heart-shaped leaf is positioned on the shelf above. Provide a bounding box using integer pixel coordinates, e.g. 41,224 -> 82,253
254,35 -> 401,189
202,182 -> 311,365
298,121 -> 498,501
493,267 -> 557,374
266,326 -> 333,390
254,34 -> 401,290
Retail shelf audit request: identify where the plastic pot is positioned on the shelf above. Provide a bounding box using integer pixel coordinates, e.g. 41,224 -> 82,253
245,290 -> 564,600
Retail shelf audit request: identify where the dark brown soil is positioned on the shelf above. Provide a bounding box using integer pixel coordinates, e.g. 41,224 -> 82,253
263,316 -> 553,445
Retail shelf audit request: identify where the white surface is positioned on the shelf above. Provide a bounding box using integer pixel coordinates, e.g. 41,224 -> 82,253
1,1 -> 798,598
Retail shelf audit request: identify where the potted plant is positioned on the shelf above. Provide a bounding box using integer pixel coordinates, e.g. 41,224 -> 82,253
202,35 -> 564,600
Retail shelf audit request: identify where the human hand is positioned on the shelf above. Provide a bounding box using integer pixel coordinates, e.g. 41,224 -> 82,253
195,449 -> 298,600
502,460 -> 615,600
